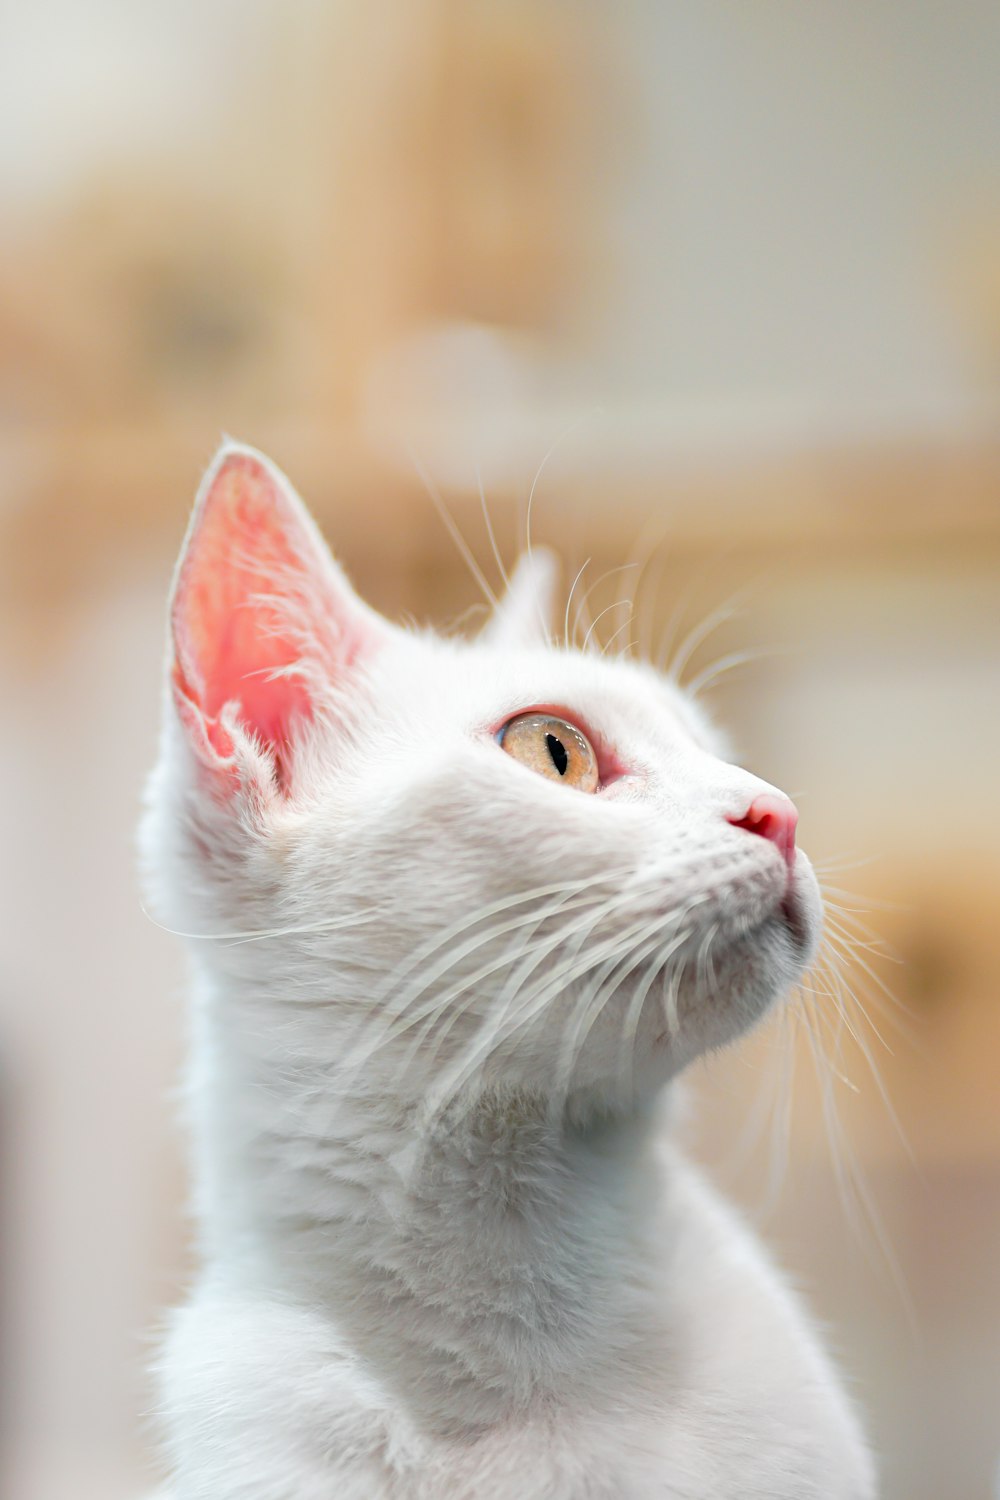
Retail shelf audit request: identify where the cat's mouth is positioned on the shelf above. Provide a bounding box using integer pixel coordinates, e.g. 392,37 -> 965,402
749,881 -> 816,958
780,892 -> 813,955
716,872 -> 818,970
645,885 -> 816,1058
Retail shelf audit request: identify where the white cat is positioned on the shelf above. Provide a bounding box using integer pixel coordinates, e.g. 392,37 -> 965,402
141,441 -> 876,1499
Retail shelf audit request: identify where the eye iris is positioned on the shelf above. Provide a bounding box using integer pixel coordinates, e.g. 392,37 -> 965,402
546,733 -> 569,776
498,712 -> 598,794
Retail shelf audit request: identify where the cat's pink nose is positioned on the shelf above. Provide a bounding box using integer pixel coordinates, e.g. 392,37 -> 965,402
729,794 -> 798,870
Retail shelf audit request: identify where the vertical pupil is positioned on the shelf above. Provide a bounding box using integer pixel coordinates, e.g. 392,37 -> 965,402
546,733 -> 569,776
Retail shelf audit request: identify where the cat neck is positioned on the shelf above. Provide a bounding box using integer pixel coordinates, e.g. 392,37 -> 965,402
213,1063 -> 675,1438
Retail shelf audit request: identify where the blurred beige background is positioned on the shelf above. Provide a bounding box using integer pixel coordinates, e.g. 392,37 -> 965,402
1,3 -> 999,1497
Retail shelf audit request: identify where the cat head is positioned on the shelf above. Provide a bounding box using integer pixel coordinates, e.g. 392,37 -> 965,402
144,441 -> 821,1119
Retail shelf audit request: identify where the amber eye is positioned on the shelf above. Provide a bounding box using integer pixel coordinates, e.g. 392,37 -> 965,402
498,713 -> 599,793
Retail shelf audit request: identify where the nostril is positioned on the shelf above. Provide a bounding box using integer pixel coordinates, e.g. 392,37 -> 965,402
729,793 -> 798,870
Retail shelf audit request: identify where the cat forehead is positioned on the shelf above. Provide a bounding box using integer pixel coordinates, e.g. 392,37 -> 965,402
382,630 -> 722,755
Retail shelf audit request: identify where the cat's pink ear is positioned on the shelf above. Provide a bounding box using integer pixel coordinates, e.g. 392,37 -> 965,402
169,442 -> 387,791
481,549 -> 558,649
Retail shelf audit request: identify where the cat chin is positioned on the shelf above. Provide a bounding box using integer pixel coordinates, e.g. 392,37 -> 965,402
648,906 -> 822,1067
718,849 -> 822,981
427,869 -> 826,1105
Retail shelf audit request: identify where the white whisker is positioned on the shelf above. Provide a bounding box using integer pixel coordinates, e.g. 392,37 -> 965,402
582,594 -> 637,656
475,464 -> 511,594
562,558 -> 591,651
407,444 -> 499,609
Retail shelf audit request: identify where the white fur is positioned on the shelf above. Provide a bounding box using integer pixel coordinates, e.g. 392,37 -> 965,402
141,442 -> 876,1498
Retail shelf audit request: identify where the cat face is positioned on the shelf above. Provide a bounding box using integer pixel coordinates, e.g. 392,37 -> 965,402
146,442 -> 821,1116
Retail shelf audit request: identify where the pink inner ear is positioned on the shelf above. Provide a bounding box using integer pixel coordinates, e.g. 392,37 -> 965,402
172,455 -> 325,781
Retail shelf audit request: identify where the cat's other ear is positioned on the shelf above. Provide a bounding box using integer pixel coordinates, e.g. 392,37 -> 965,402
169,440 -> 388,793
480,548 -> 558,649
